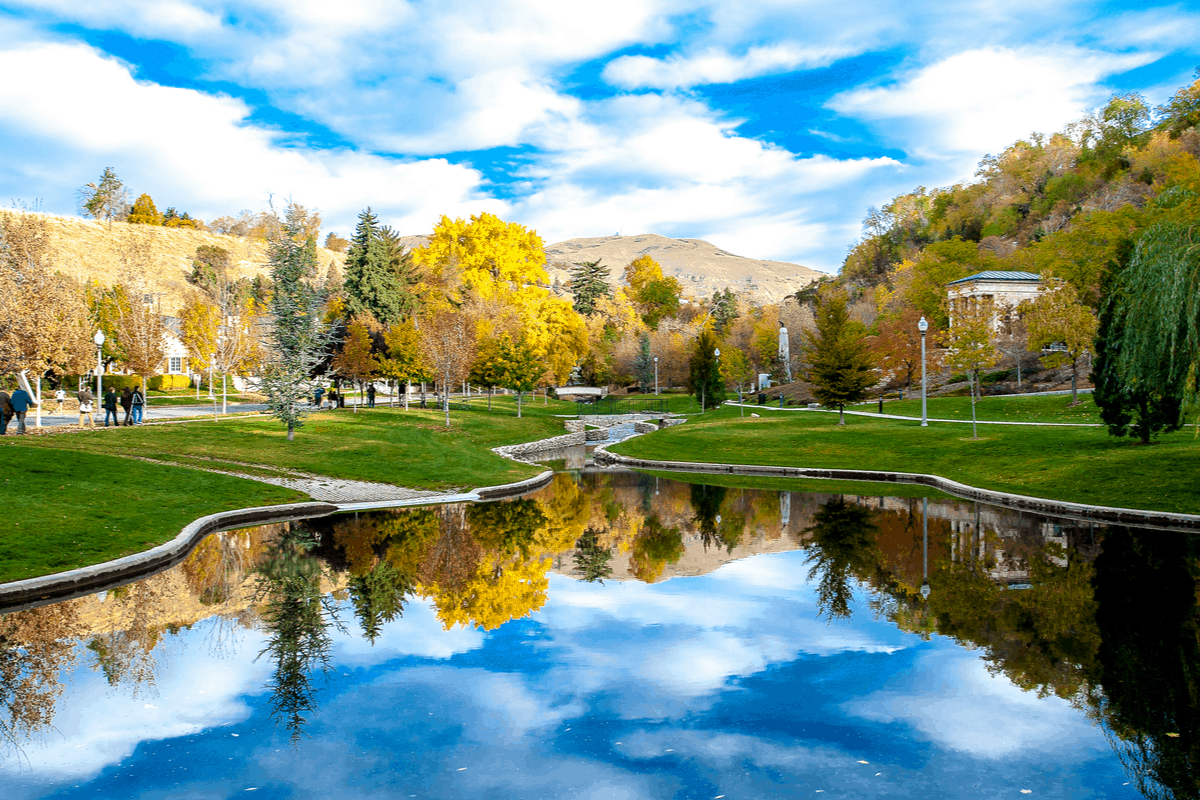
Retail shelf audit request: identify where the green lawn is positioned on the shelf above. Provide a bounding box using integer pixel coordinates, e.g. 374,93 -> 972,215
858,393 -> 1102,423
0,448 -> 307,583
1,407 -> 566,583
610,406 -> 1200,514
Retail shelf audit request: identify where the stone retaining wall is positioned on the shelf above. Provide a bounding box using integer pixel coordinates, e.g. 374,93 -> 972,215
592,447 -> 1200,532
493,431 -> 587,457
585,428 -> 609,441
564,420 -> 585,433
634,421 -> 659,433
661,418 -> 686,428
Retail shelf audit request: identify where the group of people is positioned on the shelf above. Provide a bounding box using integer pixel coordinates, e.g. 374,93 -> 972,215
312,383 -> 378,409
0,386 -> 36,435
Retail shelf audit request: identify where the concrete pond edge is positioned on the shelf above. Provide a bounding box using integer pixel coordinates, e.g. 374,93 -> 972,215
0,466 -> 557,613
591,443 -> 1200,533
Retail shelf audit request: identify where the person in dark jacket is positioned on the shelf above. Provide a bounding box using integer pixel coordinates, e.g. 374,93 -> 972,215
131,386 -> 145,424
0,390 -> 12,435
367,383 -> 376,408
9,386 -> 34,434
103,388 -> 119,427
120,387 -> 134,426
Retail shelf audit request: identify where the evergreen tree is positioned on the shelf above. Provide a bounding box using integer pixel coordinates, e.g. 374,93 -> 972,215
344,208 -> 409,325
711,288 -> 739,333
568,259 -> 611,316
804,294 -> 874,423
262,203 -> 332,441
78,167 -> 129,228
687,327 -> 724,410
633,332 -> 653,390
573,526 -> 613,583
1092,240 -> 1183,443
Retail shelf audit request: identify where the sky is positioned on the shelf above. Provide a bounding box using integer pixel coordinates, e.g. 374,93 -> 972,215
0,1 -> 1198,272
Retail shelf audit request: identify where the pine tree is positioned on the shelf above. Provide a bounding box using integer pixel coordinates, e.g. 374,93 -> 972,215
633,332 -> 653,390
344,208 -> 410,325
568,259 -> 611,316
804,294 -> 875,424
687,327 -> 724,410
1092,239 -> 1183,443
262,203 -> 332,441
78,167 -> 130,228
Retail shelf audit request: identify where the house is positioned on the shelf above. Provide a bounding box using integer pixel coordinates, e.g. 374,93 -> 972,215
161,317 -> 190,376
946,270 -> 1040,329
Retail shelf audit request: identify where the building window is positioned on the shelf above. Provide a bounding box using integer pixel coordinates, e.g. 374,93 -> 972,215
169,356 -> 183,374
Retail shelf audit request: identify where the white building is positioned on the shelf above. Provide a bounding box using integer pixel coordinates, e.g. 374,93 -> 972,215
946,270 -> 1041,329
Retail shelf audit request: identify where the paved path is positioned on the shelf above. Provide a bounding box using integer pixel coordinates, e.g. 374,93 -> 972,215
726,402 -> 1103,427
27,402 -> 269,429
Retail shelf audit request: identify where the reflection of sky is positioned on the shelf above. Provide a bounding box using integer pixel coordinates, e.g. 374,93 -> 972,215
4,551 -> 1136,799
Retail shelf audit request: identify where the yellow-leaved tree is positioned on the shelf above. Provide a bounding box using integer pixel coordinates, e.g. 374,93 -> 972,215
412,213 -> 547,303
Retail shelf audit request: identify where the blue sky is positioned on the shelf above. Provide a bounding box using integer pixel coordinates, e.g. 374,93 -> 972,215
0,1 -> 1197,272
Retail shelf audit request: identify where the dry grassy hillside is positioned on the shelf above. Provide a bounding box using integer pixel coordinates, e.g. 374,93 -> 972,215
544,234 -> 824,304
1,209 -> 345,316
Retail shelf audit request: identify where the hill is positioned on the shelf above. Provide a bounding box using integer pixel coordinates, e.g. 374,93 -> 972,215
0,209 -> 346,315
543,234 -> 824,303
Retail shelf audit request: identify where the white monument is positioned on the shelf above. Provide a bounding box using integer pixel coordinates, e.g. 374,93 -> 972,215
779,324 -> 792,383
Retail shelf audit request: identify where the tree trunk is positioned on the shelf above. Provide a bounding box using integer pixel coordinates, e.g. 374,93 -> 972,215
444,377 -> 450,427
1070,359 -> 1078,406
488,386 -> 492,411
222,373 -> 228,415
1015,350 -> 1022,387
287,421 -> 295,441
971,369 -> 978,439
517,391 -> 523,418
838,404 -> 845,425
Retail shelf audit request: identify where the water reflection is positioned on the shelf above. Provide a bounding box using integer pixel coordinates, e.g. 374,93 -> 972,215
0,470 -> 1197,799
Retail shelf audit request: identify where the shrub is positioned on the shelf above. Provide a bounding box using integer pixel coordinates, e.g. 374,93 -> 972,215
149,374 -> 193,391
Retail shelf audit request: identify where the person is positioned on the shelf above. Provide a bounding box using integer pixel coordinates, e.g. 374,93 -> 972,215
103,387 -> 119,427
9,385 -> 34,434
0,389 -> 12,435
78,393 -> 95,428
327,387 -> 339,409
131,385 -> 145,425
313,385 -> 325,408
367,383 -> 376,408
120,387 -> 134,426
51,387 -> 66,415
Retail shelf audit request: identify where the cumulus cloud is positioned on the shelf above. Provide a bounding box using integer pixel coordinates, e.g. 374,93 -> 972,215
829,46 -> 1159,159
603,43 -> 858,90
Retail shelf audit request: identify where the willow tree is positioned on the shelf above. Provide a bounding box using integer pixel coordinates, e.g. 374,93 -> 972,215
1110,188 -> 1200,422
262,204 -> 330,440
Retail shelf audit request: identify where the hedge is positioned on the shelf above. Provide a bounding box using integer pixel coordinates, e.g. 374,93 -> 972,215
149,374 -> 192,391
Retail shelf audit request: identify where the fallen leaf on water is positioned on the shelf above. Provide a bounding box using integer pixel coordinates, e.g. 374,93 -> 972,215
1166,732 -> 1180,738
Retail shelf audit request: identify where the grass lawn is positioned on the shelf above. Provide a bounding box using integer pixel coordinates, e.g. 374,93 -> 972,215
1,407 -> 567,583
859,393 -> 1102,423
641,469 -> 954,500
145,393 -> 264,407
610,406 -> 1200,514
0,448 -> 306,583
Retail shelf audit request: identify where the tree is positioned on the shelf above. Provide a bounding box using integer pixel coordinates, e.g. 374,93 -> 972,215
996,302 -> 1029,387
380,320 -> 430,409
568,259 -> 611,316
1025,280 -> 1098,405
945,297 -> 999,439
633,332 -> 653,391
804,497 -> 880,620
411,212 -> 547,303
126,194 -> 163,225
262,204 -> 331,441
468,334 -> 506,411
710,288 -> 739,333
573,527 -> 613,583
1091,241 -> 1183,443
687,327 -> 724,410
420,308 -> 477,427
1157,72 -> 1200,139
719,346 -> 754,409
623,255 -> 682,328
343,208 -> 412,326
496,333 -> 544,418
331,318 -> 379,413
323,232 -> 349,253
78,167 -> 129,228
804,293 -> 875,423
871,307 -> 937,394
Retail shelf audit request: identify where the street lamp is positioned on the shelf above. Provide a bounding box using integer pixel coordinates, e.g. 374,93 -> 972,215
654,357 -> 659,396
918,316 -> 929,427
920,497 -> 931,600
706,347 -> 719,413
93,330 -> 105,400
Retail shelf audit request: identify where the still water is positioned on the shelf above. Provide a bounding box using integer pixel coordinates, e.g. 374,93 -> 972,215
1,469 -> 1197,799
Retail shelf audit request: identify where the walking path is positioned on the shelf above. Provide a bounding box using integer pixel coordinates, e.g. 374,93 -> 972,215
726,402 -> 1103,427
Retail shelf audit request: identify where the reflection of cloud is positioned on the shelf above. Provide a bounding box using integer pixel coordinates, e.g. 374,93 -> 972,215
332,597 -> 484,664
844,651 -> 1105,757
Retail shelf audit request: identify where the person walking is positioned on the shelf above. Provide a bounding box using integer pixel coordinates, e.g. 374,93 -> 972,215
103,387 -> 119,427
0,389 -> 12,435
367,383 -> 376,408
78,393 -> 95,428
51,387 -> 66,415
328,387 -> 339,410
9,385 -> 35,434
313,385 -> 325,408
120,387 -> 134,426
131,385 -> 145,425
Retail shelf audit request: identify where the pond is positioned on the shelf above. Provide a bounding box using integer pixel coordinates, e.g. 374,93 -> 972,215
1,468 -> 1197,799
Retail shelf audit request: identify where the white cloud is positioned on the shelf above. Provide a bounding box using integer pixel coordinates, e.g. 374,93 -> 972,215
829,46 -> 1159,159
603,43 -> 857,90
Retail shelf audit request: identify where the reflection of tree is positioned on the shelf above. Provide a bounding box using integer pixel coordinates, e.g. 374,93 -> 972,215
630,515 -> 684,584
804,497 -> 880,620
468,499 -> 548,561
0,601 -> 84,759
689,483 -> 733,552
1090,527 -> 1200,800
255,527 -> 337,744
348,559 -> 414,646
574,526 -> 613,583
84,581 -> 165,694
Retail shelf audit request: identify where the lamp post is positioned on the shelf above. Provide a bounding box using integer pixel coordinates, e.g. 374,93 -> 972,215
93,330 -> 105,400
709,348 -> 720,412
918,316 -> 929,427
654,357 -> 659,396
